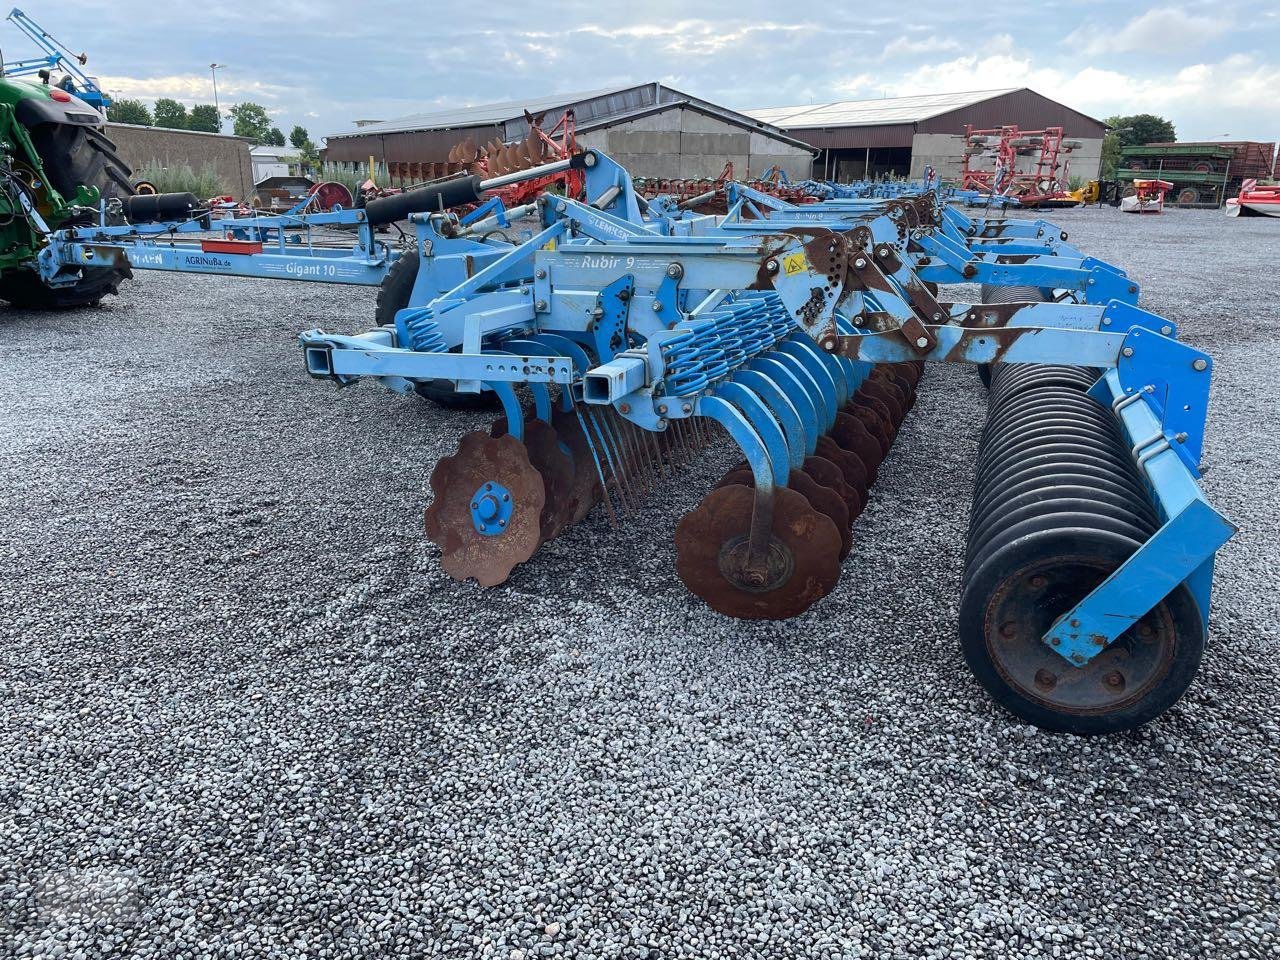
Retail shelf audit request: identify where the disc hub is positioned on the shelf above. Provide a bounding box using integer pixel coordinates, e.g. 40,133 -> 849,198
717,535 -> 795,593
470,481 -> 513,535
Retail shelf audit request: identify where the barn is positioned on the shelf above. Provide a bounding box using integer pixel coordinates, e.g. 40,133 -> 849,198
748,88 -> 1108,184
323,83 -> 815,183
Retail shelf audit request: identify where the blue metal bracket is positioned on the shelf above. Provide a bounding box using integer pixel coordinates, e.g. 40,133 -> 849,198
591,275 -> 635,362
1042,497 -> 1235,664
654,264 -> 683,319
1108,326 -> 1212,470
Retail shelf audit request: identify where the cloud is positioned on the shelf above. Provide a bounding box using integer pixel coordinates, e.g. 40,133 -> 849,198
880,35 -> 961,59
17,1 -> 1278,145
886,45 -> 1280,137
1067,8 -> 1232,56
97,72 -> 289,106
572,20 -> 820,57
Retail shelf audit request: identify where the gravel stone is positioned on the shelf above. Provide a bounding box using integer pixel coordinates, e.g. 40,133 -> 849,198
0,207 -> 1276,959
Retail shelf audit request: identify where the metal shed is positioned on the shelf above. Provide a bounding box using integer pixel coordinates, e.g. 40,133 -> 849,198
748,88 -> 1108,183
322,82 -> 814,182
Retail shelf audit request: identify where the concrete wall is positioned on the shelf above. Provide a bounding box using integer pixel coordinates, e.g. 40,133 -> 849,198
105,124 -> 255,198
910,132 -> 1103,184
575,107 -> 812,180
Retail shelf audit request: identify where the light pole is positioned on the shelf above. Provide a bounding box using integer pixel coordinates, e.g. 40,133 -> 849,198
210,63 -> 223,130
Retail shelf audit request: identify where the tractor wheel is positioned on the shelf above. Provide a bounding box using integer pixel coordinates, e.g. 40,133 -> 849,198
1176,187 -> 1201,206
0,122 -> 133,310
374,249 -> 498,410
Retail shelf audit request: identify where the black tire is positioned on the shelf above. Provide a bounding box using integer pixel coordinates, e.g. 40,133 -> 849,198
0,122 -> 133,310
958,528 -> 1205,735
375,249 -> 497,410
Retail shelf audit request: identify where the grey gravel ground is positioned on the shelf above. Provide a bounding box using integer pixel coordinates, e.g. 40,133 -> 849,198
1,207 -> 1277,959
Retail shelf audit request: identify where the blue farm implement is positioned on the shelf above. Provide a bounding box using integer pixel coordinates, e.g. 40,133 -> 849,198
34,155 -> 588,289
27,147 -> 1233,734
0,8 -> 110,113
290,149 -> 1233,735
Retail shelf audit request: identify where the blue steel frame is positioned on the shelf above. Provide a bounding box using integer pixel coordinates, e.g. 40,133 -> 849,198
37,206 -> 404,287
3,7 -> 112,111
709,185 -> 1136,306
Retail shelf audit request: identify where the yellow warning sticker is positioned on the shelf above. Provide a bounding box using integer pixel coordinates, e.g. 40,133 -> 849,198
782,251 -> 809,276
543,239 -> 557,252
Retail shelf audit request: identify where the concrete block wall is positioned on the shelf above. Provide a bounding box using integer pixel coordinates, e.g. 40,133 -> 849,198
910,132 -> 1103,184
575,107 -> 811,180
105,124 -> 255,198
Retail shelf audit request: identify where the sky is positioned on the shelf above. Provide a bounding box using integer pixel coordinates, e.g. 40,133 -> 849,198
20,1 -> 1280,144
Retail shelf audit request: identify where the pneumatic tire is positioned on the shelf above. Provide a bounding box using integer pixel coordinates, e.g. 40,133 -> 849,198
0,122 -> 133,310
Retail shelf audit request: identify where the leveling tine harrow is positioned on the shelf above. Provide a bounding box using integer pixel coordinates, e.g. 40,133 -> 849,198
297,149 -> 1231,733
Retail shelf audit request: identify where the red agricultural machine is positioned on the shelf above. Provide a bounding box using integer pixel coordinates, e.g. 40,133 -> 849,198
961,125 -> 1082,207
445,109 -> 584,208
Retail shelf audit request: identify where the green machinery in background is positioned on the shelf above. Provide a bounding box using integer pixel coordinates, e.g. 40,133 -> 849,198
0,74 -> 133,308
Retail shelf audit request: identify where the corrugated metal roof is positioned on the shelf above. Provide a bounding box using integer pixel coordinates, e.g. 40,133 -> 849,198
748,88 -> 1020,129
329,82 -> 798,143
329,85 -> 655,138
574,100 -> 816,152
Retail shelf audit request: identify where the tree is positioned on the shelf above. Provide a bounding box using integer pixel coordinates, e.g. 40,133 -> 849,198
229,102 -> 272,143
188,104 -> 221,133
107,99 -> 152,126
1101,117 -> 1125,179
1116,114 -> 1177,147
264,127 -> 286,147
1100,113 -> 1177,178
289,125 -> 310,150
153,98 -> 188,129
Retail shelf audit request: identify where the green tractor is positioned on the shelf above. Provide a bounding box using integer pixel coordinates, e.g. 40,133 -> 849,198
0,76 -> 133,308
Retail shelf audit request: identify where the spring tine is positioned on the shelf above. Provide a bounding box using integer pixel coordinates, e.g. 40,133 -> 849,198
615,414 -> 639,492
596,409 -> 635,516
632,424 -> 652,483
574,403 -> 616,526
676,418 -> 692,463
670,419 -> 691,465
649,428 -> 669,479
667,419 -> 684,465
640,425 -> 660,483
623,419 -> 652,497
602,413 -> 634,518
616,418 -> 643,510
585,407 -> 627,520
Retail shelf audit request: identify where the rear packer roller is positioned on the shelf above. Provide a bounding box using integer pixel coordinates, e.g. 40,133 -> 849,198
958,364 -> 1206,734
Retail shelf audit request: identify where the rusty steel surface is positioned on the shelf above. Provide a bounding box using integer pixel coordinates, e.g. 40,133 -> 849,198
814,435 -> 869,502
674,484 -> 842,621
550,405 -> 603,525
424,431 -> 546,587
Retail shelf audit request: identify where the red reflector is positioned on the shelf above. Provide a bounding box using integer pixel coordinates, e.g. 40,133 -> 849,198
201,239 -> 263,255
50,89 -> 72,102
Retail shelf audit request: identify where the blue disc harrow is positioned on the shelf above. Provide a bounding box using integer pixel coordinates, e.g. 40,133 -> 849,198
42,146 -> 1232,733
